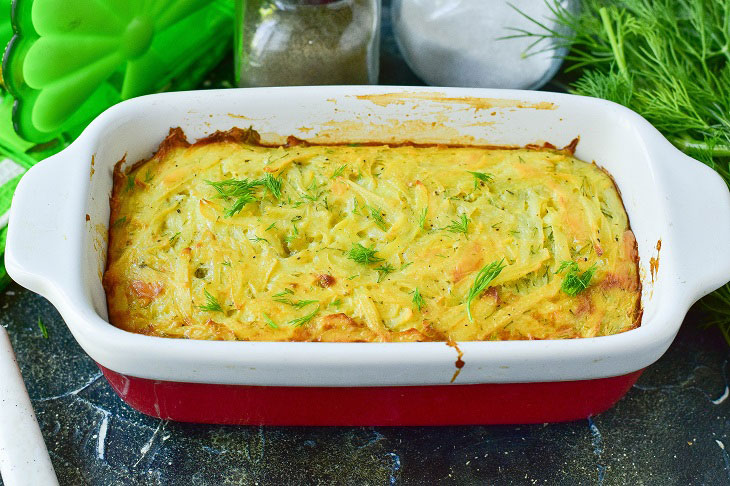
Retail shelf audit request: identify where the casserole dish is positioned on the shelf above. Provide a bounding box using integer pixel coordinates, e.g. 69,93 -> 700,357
6,86 -> 730,425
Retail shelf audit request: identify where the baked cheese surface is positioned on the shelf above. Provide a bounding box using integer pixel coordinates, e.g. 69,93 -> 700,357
103,128 -> 641,341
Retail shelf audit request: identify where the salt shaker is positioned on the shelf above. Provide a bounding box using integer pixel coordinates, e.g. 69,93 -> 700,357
392,0 -> 574,89
235,0 -> 381,87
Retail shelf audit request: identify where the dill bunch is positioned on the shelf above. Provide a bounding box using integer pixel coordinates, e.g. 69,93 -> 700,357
512,0 -> 730,342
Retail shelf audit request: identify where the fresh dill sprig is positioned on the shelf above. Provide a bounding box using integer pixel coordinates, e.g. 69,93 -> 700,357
273,289 -> 294,297
125,173 -> 135,191
375,263 -> 395,283
206,178 -> 262,217
418,208 -> 427,230
556,261 -> 597,297
38,317 -> 49,338
465,259 -> 506,322
263,313 -> 279,329
330,298 -> 343,308
274,296 -> 318,309
347,243 -> 384,265
265,222 -> 276,231
445,213 -> 470,236
512,2 -> 730,341
262,173 -> 283,199
249,235 -> 269,244
169,232 -> 181,243
331,164 -> 347,178
400,261 -> 413,271
412,288 -> 424,312
144,169 -> 154,183
199,289 -> 223,312
468,171 -> 493,190
289,307 -> 319,327
368,205 -> 388,231
112,216 -> 126,228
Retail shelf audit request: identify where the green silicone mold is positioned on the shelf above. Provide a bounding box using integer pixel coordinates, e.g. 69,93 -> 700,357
3,0 -> 233,142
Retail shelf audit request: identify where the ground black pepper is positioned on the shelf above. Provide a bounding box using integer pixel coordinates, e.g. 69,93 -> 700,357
235,0 -> 379,86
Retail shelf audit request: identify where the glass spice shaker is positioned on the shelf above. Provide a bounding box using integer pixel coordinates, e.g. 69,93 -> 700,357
235,0 -> 380,87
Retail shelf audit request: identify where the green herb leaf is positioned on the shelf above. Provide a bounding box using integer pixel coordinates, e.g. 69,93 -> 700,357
169,232 -> 181,243
368,205 -> 388,231
347,243 -> 384,265
265,222 -> 277,231
38,317 -> 49,339
112,216 -> 126,228
412,288 -> 424,312
249,235 -> 269,244
375,263 -> 395,283
468,171 -> 493,190
206,178 -> 262,217
331,164 -> 347,179
289,307 -> 319,327
465,259 -> 506,322
418,208 -> 427,230
125,173 -> 135,191
445,213 -> 470,236
262,173 -> 283,199
273,289 -> 294,297
330,298 -> 343,308
557,260 -> 597,297
263,313 -> 279,329
198,289 -> 223,312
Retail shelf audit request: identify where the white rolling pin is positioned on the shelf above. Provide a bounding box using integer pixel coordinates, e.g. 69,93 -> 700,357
0,326 -> 58,486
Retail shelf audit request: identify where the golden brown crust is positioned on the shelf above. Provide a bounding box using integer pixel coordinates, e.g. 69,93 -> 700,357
104,127 -> 642,342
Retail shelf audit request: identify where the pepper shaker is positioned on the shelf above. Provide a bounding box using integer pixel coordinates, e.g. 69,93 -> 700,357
235,0 -> 381,87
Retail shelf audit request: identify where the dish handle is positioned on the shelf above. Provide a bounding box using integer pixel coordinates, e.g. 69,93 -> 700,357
4,150 -> 85,302
664,147 -> 730,303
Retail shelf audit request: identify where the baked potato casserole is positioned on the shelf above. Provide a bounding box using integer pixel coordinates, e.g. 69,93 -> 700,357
103,127 -> 641,341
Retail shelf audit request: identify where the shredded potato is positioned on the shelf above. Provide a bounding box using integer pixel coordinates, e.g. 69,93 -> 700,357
103,128 -> 641,342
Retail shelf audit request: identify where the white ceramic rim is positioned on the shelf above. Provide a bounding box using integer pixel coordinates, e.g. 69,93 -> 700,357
6,86 -> 730,387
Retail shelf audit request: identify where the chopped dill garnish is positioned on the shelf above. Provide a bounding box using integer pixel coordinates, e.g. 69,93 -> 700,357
330,164 -> 347,179
347,243 -> 384,265
418,208 -> 427,230
206,178 -> 262,217
330,298 -> 343,308
263,313 -> 279,329
368,205 -> 388,231
347,274 -> 359,280
412,288 -> 424,312
262,173 -> 283,199
375,263 -> 395,283
352,197 -> 360,215
169,232 -> 181,243
273,289 -> 294,297
125,173 -> 135,191
199,289 -> 223,312
249,235 -> 269,244
445,213 -> 470,235
265,222 -> 276,231
144,170 -> 154,183
556,261 -> 598,297
465,259 -> 506,322
468,171 -> 493,190
289,307 -> 319,327
274,296 -> 318,309
38,317 -> 49,338
400,262 -> 413,271
221,261 -> 231,267
112,216 -> 126,228
292,201 -> 304,208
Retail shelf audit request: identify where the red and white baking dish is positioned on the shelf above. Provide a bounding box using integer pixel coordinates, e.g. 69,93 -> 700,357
6,86 -> 730,425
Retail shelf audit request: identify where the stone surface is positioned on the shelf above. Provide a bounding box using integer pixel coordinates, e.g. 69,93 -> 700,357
2,2 -> 729,484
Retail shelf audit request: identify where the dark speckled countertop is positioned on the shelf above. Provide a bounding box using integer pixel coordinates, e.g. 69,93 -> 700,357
2,3 -> 730,485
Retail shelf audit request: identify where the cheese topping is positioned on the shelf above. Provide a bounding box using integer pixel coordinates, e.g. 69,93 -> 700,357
103,128 -> 641,341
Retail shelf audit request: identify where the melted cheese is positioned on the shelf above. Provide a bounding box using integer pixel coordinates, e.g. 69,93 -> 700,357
103,128 -> 641,342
